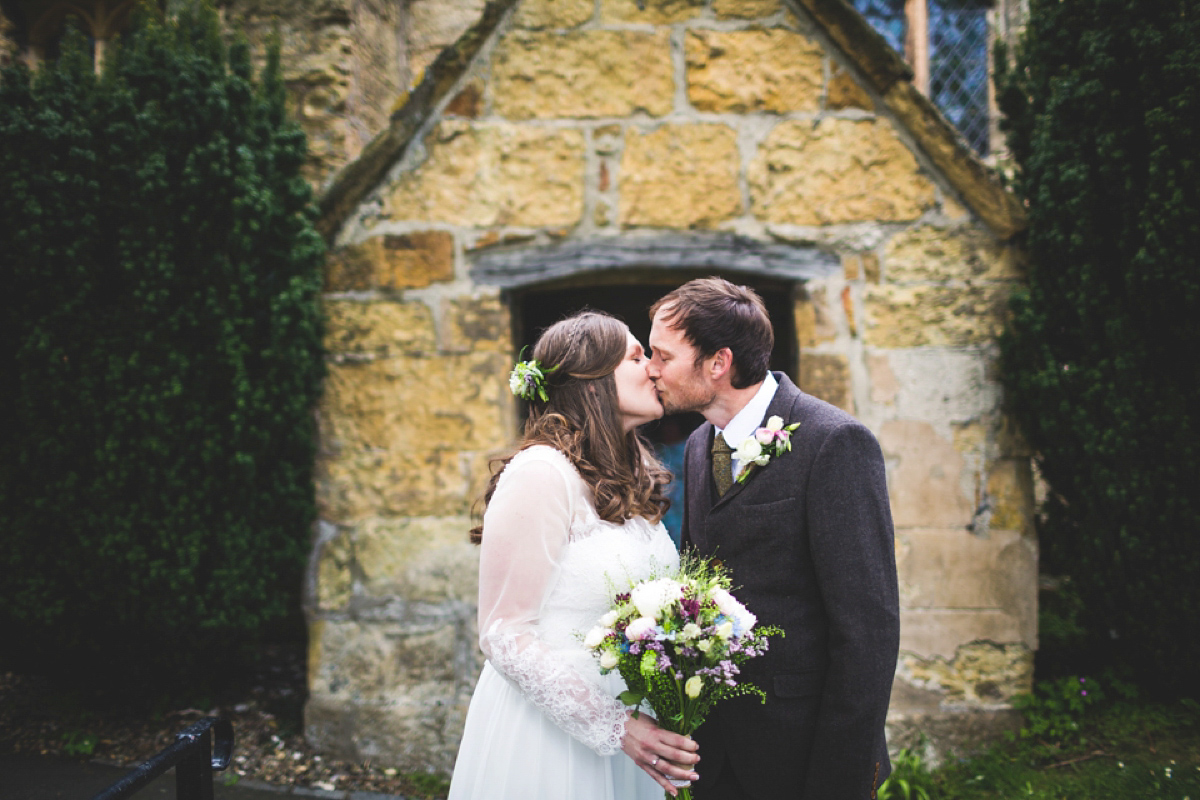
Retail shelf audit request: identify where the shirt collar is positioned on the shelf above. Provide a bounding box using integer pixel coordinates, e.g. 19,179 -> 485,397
717,372 -> 779,450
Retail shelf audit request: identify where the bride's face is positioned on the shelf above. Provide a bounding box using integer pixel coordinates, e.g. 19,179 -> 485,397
614,330 -> 663,431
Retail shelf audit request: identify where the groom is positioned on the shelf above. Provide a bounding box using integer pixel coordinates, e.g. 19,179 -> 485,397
647,278 -> 900,800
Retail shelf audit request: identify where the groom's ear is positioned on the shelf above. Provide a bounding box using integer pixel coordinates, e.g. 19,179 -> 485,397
707,347 -> 734,382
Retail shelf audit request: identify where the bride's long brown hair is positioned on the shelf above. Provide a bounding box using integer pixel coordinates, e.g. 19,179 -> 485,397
470,311 -> 671,544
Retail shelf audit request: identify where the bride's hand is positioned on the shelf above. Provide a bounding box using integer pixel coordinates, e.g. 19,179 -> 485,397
621,712 -> 700,796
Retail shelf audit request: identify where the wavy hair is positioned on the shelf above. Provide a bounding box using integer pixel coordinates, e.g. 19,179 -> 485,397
470,311 -> 670,543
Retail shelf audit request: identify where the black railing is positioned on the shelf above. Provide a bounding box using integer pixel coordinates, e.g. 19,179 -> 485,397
91,716 -> 233,800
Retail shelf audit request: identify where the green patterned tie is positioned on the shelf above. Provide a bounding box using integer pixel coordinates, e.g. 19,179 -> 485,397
712,432 -> 734,497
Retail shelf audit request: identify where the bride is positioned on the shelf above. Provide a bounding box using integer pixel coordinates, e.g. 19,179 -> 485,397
447,311 -> 701,800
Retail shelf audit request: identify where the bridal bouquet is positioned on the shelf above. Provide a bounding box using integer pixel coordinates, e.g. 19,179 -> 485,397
584,556 -> 781,799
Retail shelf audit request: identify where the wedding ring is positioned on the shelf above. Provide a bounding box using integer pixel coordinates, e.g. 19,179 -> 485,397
651,756 -> 659,768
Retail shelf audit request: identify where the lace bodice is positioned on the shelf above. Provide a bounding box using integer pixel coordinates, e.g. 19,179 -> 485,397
477,446 -> 679,755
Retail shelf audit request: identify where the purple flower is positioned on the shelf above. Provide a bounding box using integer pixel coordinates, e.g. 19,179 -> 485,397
680,597 -> 701,621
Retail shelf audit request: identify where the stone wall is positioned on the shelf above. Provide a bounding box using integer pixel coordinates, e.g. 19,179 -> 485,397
309,0 -> 1034,774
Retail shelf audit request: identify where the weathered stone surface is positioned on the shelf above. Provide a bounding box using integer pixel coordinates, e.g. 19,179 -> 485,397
325,243 -> 374,292
794,286 -> 838,347
685,29 -> 823,113
441,293 -> 510,353
898,642 -> 1034,705
375,232 -> 457,289
885,225 -> 1022,283
305,619 -> 474,772
317,353 -> 514,519
601,0 -> 706,23
863,284 -> 1012,347
406,0 -> 486,85
346,0 -> 406,142
492,31 -> 674,119
311,620 -> 462,699
867,352 -> 898,405
842,253 -> 861,281
324,300 -> 438,357
326,232 -> 455,290
900,610 -> 1030,660
316,527 -> 354,610
987,458 -> 1035,535
748,119 -> 936,225
712,0 -> 784,19
897,528 -> 1036,615
880,420 -> 974,528
620,124 -> 742,228
885,350 -> 998,424
862,252 -> 881,283
514,0 -> 594,28
355,516 -> 479,602
827,62 -> 873,111
799,353 -> 853,413
387,122 -> 585,227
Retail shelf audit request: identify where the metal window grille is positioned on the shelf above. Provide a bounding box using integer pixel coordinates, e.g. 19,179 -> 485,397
929,0 -> 991,155
849,0 -> 992,156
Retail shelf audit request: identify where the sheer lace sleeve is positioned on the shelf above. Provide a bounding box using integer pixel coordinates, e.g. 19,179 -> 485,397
477,447 -> 628,756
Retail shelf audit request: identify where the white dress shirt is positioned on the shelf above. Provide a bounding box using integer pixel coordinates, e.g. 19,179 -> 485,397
715,372 -> 779,481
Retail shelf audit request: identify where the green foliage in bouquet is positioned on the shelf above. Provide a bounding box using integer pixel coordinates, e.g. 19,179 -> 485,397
0,0 -> 325,690
994,0 -> 1200,698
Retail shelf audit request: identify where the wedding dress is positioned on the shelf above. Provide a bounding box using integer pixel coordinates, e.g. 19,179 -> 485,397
447,445 -> 680,800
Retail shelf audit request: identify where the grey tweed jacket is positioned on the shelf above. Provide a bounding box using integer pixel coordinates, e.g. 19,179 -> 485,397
681,373 -> 900,800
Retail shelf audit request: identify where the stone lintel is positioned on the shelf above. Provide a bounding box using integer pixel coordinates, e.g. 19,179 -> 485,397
469,233 -> 840,288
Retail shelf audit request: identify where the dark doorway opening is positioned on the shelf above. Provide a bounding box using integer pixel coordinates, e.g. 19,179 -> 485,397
509,270 -> 799,543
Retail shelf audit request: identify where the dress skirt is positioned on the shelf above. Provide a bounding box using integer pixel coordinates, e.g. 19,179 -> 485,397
447,662 -> 663,800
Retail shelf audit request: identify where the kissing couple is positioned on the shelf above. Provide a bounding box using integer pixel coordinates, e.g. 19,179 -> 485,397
447,277 -> 900,800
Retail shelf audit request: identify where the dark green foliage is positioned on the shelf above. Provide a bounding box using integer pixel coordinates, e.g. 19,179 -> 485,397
995,0 -> 1200,696
0,4 -> 324,689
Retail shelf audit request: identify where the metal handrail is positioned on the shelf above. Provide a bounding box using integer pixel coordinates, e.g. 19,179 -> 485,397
91,716 -> 234,800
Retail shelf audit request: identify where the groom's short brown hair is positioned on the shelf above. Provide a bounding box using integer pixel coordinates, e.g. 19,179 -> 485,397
650,277 -> 773,389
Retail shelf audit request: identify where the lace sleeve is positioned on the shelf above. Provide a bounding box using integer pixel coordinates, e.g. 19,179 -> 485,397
476,448 -> 628,756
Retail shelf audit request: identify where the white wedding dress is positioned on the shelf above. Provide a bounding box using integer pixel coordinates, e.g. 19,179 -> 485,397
448,445 -> 680,800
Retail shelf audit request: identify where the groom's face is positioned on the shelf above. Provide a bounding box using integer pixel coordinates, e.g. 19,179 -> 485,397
647,310 -> 717,415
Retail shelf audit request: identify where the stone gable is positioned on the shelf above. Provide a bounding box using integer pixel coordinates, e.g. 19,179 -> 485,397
304,0 -> 1034,773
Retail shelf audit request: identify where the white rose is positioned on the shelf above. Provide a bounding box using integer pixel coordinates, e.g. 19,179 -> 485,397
681,623 -> 702,641
696,639 -> 713,653
599,650 -> 619,670
715,620 -> 734,640
631,578 -> 683,620
685,675 -> 704,698
625,616 -> 657,641
584,626 -> 608,649
734,437 -> 763,462
766,415 -> 784,432
600,611 -> 619,628
711,588 -> 757,636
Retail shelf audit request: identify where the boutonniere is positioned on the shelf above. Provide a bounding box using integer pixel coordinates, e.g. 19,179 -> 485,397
734,415 -> 800,484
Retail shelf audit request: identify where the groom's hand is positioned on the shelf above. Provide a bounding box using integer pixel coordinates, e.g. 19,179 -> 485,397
622,712 -> 700,797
